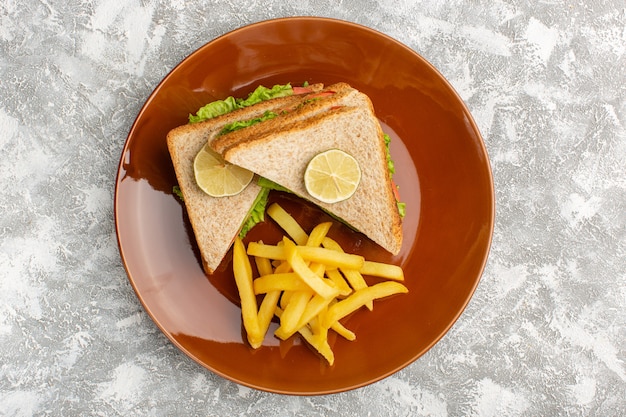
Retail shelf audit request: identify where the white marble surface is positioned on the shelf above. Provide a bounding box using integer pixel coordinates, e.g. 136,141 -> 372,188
1,0 -> 625,415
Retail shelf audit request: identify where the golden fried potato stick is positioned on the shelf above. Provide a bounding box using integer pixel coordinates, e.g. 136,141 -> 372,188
267,203 -> 308,245
246,241 -> 287,259
340,269 -> 371,308
274,259 -> 292,274
257,290 -> 280,342
253,254 -> 280,342
305,222 -> 332,247
276,293 -> 336,341
360,260 -> 405,281
300,324 -> 334,365
232,204 -> 407,364
323,300 -> 355,340
298,246 -> 364,270
331,320 -> 356,341
253,273 -> 311,294
321,237 -> 372,310
233,237 -> 262,348
323,281 -> 409,329
310,313 -> 330,354
325,269 -> 353,297
275,290 -> 313,339
283,237 -> 340,300
247,241 -> 364,270
280,291 -> 293,310
309,262 -> 326,277
296,294 -> 336,333
275,307 -> 335,365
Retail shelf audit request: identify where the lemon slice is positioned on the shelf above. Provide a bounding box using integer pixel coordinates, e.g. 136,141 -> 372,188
193,143 -> 254,197
304,149 -> 361,203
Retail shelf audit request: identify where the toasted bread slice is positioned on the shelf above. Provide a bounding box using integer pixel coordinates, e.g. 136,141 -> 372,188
210,83 -> 363,155
221,104 -> 403,255
167,85 -> 324,273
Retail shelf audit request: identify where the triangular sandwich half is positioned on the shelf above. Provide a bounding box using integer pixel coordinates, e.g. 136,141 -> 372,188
167,85 -> 326,273
213,99 -> 403,255
211,83 -> 365,156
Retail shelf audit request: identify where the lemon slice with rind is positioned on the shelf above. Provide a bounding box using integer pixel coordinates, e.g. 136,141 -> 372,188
304,149 -> 361,204
194,143 -> 254,197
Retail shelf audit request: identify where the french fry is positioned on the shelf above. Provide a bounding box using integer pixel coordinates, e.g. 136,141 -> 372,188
331,320 -> 356,341
304,331 -> 334,365
305,314 -> 335,365
276,290 -> 313,339
274,260 -> 292,274
360,260 -> 405,281
280,291 -> 293,309
309,262 -> 326,277
306,222 -> 332,247
311,312 -> 330,354
248,241 -> 364,270
283,238 -> 340,300
293,294 -> 335,336
307,310 -> 323,335
267,203 -> 308,245
232,237 -> 262,348
323,281 -> 408,328
254,249 -> 273,276
254,273 -> 311,294
298,246 -> 364,270
254,252 -> 280,340
321,237 -> 373,310
247,241 -> 286,260
254,270 -> 336,295
276,308 -> 335,365
232,204 -> 407,365
339,267 -> 367,292
257,290 -> 280,341
325,269 -> 353,297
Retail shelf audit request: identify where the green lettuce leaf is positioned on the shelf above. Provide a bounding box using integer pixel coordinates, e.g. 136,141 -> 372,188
383,134 -> 396,177
188,96 -> 239,123
172,185 -> 184,201
384,134 -> 405,218
239,186 -> 270,239
397,201 -> 406,218
257,176 -> 291,193
219,111 -> 278,136
189,83 -> 293,124
236,83 -> 293,107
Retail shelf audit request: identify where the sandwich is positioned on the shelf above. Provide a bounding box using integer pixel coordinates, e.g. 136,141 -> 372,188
168,82 -> 404,274
167,83 -> 325,273
211,83 -> 404,255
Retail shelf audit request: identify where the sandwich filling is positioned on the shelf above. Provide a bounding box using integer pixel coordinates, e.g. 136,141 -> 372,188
189,83 -> 294,123
383,133 -> 406,218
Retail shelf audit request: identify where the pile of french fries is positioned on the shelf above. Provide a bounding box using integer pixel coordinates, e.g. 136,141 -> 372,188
232,203 -> 408,365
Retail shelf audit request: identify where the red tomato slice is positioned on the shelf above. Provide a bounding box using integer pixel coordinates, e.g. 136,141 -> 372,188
391,179 -> 401,202
292,86 -> 313,94
306,91 -> 336,99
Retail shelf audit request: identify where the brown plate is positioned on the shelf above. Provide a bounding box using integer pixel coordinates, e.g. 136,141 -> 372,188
114,17 -> 494,395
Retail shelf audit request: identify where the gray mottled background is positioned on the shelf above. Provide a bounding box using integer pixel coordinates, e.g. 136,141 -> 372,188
1,0 -> 624,416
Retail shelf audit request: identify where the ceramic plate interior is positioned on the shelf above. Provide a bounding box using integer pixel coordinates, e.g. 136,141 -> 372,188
115,17 -> 494,395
